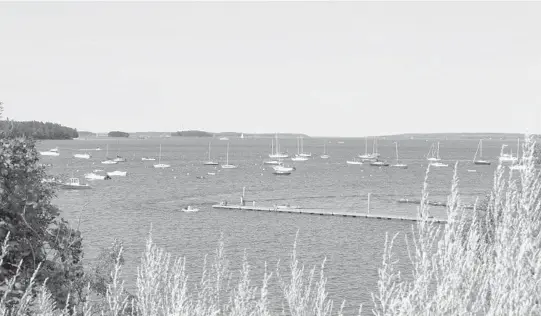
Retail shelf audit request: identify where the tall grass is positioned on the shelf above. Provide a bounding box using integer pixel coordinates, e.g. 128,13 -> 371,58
1,135 -> 540,315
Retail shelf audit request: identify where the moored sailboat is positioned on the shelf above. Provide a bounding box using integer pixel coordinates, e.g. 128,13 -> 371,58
391,142 -> 408,169
153,144 -> 171,168
473,139 -> 491,165
203,142 -> 219,165
221,142 -> 237,169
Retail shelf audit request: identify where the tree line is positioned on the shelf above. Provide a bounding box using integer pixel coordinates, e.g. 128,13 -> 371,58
0,120 -> 79,139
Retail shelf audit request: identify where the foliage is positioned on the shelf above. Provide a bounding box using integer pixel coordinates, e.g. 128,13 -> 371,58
373,135 -> 541,315
108,131 -> 130,138
0,136 -> 85,311
0,120 -> 78,140
172,130 -> 213,137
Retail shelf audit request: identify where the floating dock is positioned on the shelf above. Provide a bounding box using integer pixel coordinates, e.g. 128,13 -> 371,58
212,204 -> 447,223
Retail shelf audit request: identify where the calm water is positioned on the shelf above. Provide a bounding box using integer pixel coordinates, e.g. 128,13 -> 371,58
38,136 -> 508,314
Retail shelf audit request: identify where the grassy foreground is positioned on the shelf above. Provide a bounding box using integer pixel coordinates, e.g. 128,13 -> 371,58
1,136 -> 540,315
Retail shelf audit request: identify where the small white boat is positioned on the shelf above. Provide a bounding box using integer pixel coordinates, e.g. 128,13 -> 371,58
291,155 -> 309,162
359,137 -> 378,160
141,157 -> 156,161
207,172 -> 216,176
430,162 -> 449,167
499,139 -> 520,163
346,159 -> 363,165
84,173 -> 107,180
181,206 -> 199,212
467,169 -> 477,173
219,137 -> 229,141
74,153 -> 91,159
273,169 -> 292,175
221,142 -> 237,169
42,177 -> 62,185
40,148 -> 60,156
273,164 -> 295,173
101,145 -> 117,164
426,142 -> 442,162
107,171 -> 127,177
153,144 -> 171,169
263,160 -> 280,165
93,169 -> 104,172
61,178 -> 91,190
113,156 -> 127,163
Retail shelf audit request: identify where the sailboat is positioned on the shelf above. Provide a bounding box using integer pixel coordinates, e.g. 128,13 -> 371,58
298,137 -> 312,157
101,144 -> 117,165
499,138 -> 519,163
509,138 -> 525,170
429,142 -> 448,167
203,142 -> 219,165
291,137 -> 309,161
268,134 -> 289,158
113,143 -> 127,162
221,142 -> 237,169
358,137 -> 375,160
426,142 -> 441,162
264,139 -> 280,165
391,142 -> 408,169
74,153 -> 91,159
346,158 -> 363,165
320,141 -> 330,159
153,144 -> 171,168
473,139 -> 491,165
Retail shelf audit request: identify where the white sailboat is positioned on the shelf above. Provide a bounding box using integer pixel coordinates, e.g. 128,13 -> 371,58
473,139 -> 491,165
221,142 -> 237,169
358,137 -> 376,160
269,134 -> 289,158
509,138 -> 525,170
153,144 -> 171,168
427,142 -> 442,162
298,137 -> 312,157
101,145 -> 117,165
203,142 -> 219,165
291,137 -> 309,161
499,138 -> 519,163
264,139 -> 280,164
429,142 -> 448,167
391,142 -> 408,169
320,141 -> 330,159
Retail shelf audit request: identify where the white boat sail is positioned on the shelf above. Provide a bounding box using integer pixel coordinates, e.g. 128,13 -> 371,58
473,139 -> 491,165
429,142 -> 447,167
320,141 -> 330,159
221,142 -> 237,169
391,142 -> 408,169
269,134 -> 289,158
203,142 -> 219,165
153,144 -> 171,168
358,137 -> 377,160
101,145 -> 117,164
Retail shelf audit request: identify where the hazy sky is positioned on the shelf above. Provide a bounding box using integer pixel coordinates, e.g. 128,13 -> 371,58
1,2 -> 540,137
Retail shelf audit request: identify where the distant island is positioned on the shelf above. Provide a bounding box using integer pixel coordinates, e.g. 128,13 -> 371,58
108,131 -> 130,138
0,120 -> 78,139
171,130 -> 310,138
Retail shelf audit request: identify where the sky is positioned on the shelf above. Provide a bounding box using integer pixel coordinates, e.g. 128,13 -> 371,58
1,2 -> 540,137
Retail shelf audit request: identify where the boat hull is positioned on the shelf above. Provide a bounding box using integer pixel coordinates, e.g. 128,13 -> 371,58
203,161 -> 219,166
61,185 -> 91,190
474,160 -> 491,165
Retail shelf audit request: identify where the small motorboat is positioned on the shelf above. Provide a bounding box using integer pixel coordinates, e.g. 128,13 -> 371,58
346,159 -> 363,165
153,163 -> 171,169
273,170 -> 292,175
74,153 -> 91,159
291,155 -> 309,162
181,206 -> 199,212
207,172 -> 216,176
84,173 -> 107,180
60,178 -> 91,190
113,156 -> 127,163
107,171 -> 127,177
430,162 -> 449,167
101,159 -> 117,165
42,177 -> 62,185
40,148 -> 60,156
263,160 -> 280,165
141,157 -> 156,161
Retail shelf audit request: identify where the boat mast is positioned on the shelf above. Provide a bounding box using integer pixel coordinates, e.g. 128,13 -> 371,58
473,140 -> 480,162
365,137 -> 368,155
437,142 -> 441,159
517,138 -> 520,158
158,144 -> 162,164
208,142 -> 211,160
480,140 -> 483,158
395,142 -> 399,163
226,142 -> 229,165
324,141 -> 326,154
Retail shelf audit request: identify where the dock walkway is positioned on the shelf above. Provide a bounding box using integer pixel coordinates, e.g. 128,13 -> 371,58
212,204 -> 447,223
